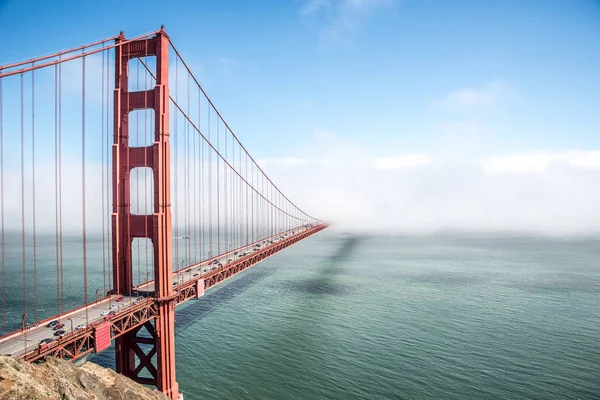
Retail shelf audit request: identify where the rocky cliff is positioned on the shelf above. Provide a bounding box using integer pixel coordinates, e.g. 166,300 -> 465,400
0,356 -> 168,400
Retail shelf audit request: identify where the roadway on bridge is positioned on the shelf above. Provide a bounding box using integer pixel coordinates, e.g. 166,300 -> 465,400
0,296 -> 137,357
0,226 -> 311,359
138,228 -> 306,293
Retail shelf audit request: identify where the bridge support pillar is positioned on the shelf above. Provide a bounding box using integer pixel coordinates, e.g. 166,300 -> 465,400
113,28 -> 179,400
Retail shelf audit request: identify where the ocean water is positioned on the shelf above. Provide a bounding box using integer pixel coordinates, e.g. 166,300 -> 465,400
6,231 -> 600,399
125,233 -> 600,399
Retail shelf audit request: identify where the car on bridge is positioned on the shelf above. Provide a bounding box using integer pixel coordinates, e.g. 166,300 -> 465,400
53,324 -> 64,331
46,320 -> 58,328
116,296 -> 125,302
101,310 -> 110,316
75,324 -> 85,330
54,330 -> 65,336
39,338 -> 54,345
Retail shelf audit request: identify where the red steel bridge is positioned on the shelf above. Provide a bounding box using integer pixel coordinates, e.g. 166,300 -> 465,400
0,27 -> 327,399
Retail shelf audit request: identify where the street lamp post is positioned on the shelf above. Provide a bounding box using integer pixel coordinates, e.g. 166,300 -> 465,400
67,317 -> 73,334
181,259 -> 186,284
145,271 -> 150,297
96,288 -> 100,303
21,313 -> 27,332
22,313 -> 28,353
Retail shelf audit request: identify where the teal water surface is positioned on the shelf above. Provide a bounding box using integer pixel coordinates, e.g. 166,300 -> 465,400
8,231 -> 599,399
99,233 -> 598,399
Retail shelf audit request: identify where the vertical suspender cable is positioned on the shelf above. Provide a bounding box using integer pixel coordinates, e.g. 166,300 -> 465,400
109,50 -> 113,293
144,48 -> 149,283
245,152 -> 249,244
31,66 -> 38,323
186,72 -> 191,265
224,125 -> 227,255
54,65 -> 60,319
174,59 -> 179,271
59,61 -> 64,315
208,101 -> 212,259
0,78 -> 5,334
136,60 -> 140,286
193,77 -> 197,264
217,119 -> 220,255
105,50 -> 111,295
101,48 -> 107,297
199,92 -> 204,261
20,73 -> 27,328
251,161 -> 254,244
185,73 -> 188,265
82,55 -> 89,323
232,135 -> 235,250
126,49 -> 131,294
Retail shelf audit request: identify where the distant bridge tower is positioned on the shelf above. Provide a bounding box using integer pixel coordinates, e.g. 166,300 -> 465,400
113,28 -> 179,399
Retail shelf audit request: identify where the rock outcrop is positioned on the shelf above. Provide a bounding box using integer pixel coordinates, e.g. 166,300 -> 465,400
0,356 -> 168,400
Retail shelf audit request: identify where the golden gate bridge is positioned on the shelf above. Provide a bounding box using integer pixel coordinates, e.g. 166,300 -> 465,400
0,27 -> 327,399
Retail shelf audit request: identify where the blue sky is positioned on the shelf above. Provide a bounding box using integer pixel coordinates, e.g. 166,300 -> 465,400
2,0 -> 599,158
1,0 -> 600,234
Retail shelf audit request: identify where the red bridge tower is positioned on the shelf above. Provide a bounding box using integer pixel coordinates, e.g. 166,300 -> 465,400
112,28 -> 179,399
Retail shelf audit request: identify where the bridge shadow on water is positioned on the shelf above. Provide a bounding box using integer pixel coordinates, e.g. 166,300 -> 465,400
174,267 -> 274,333
285,235 -> 363,296
176,235 -> 363,330
91,235 -> 363,368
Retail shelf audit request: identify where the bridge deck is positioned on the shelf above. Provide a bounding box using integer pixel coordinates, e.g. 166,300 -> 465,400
0,223 -> 327,361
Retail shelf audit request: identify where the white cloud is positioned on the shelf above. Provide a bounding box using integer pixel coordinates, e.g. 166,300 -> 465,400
372,155 -> 431,170
300,0 -> 398,44
261,136 -> 600,236
301,0 -> 331,15
438,81 -> 508,109
482,150 -> 600,174
257,157 -> 309,168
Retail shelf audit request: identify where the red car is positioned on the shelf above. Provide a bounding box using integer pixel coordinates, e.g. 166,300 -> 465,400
52,323 -> 64,331
116,296 -> 124,302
